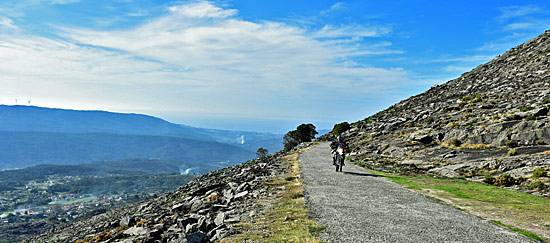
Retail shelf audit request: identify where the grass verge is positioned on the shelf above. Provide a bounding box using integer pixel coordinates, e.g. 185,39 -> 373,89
491,220 -> 545,242
368,170 -> 550,242
221,145 -> 325,242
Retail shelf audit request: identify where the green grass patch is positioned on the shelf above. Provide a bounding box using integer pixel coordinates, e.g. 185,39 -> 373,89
308,225 -> 327,234
367,170 -> 550,242
55,196 -> 98,205
491,220 -> 545,242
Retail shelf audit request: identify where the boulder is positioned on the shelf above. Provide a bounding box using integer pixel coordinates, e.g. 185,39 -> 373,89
120,215 -> 135,227
123,227 -> 148,236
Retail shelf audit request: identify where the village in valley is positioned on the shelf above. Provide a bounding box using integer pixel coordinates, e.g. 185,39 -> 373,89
0,164 -> 195,241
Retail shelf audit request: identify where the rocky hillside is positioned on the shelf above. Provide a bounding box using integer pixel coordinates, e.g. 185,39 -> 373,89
27,144 -> 308,243
331,29 -> 550,196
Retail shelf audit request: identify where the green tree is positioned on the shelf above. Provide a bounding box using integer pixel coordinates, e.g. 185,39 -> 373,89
283,123 -> 318,152
332,122 -> 351,136
256,147 -> 268,158
296,123 -> 318,142
283,130 -> 299,152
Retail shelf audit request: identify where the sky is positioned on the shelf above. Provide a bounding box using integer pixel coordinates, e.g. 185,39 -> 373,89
1,0 -> 550,133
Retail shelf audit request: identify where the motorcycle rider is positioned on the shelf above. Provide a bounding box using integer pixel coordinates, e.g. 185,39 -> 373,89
330,136 -> 349,166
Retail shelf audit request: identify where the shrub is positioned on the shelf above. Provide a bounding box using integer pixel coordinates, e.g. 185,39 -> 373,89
332,122 -> 351,136
532,167 -> 547,178
515,176 -> 527,184
527,181 -> 549,190
519,106 -> 535,112
483,176 -> 495,185
448,138 -> 461,147
525,115 -> 536,121
508,149 -> 518,156
544,98 -> 550,104
535,140 -> 545,145
494,174 -> 515,187
256,147 -> 268,158
506,140 -> 518,148
424,117 -> 434,125
449,122 -> 458,128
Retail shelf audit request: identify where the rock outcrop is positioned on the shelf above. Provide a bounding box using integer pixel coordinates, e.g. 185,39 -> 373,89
28,146 -> 306,242
326,29 -> 550,196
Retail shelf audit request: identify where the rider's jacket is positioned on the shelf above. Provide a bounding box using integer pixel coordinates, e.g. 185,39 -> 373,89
330,141 -> 349,153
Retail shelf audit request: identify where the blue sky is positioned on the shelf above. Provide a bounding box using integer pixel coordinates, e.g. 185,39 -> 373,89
1,0 -> 549,132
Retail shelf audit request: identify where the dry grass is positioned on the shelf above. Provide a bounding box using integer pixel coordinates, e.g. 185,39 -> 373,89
440,141 -> 495,150
75,225 -> 128,243
221,145 -> 325,243
460,143 -> 493,149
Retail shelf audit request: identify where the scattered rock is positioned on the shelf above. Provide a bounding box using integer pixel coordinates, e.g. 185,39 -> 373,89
29,146 -> 296,243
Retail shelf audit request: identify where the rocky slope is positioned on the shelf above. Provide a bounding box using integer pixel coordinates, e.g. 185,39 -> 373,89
325,29 -> 550,196
27,144 -> 309,242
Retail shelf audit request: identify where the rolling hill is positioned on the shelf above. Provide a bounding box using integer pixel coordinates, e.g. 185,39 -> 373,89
0,105 -> 282,171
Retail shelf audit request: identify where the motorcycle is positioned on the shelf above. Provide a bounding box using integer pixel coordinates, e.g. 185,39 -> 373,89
334,147 -> 345,172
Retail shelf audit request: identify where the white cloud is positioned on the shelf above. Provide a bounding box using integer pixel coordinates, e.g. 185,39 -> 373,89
478,4 -> 550,55
1,1 -> 409,123
444,65 -> 476,73
320,2 -> 345,16
422,55 -> 495,64
0,17 -> 18,30
167,1 -> 237,19
503,22 -> 535,31
498,5 -> 541,20
315,24 -> 391,38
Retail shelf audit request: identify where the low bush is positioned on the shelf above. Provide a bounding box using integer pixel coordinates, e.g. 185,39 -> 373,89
424,117 -> 434,125
494,174 -> 515,187
532,167 -> 547,178
506,140 -> 518,148
515,176 -> 527,184
448,138 -> 461,147
483,176 -> 495,185
519,106 -> 535,112
508,149 -> 518,156
535,140 -> 545,145
527,181 -> 549,190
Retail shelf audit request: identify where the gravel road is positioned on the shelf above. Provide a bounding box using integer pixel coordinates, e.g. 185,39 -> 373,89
300,143 -> 533,242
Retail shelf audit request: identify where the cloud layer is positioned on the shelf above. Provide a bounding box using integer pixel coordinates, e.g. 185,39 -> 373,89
1,1 -> 408,125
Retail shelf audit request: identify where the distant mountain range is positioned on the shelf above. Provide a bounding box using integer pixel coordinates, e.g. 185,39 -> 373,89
0,105 -> 283,172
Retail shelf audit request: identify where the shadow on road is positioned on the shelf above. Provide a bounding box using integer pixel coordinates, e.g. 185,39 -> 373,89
343,171 -> 381,177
